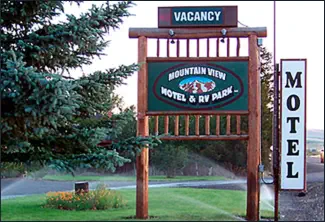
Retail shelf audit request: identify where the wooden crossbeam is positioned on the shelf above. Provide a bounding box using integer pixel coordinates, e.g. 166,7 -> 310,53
129,27 -> 267,38
160,135 -> 249,141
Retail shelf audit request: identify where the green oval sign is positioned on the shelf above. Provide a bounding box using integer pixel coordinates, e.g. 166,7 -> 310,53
148,61 -> 248,112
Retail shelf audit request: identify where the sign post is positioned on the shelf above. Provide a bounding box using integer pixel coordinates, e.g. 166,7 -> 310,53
136,36 -> 149,219
247,34 -> 261,220
273,64 -> 280,222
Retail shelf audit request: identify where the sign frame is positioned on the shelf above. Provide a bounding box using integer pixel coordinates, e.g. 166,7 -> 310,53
280,58 -> 307,192
129,26 -> 267,221
158,6 -> 238,28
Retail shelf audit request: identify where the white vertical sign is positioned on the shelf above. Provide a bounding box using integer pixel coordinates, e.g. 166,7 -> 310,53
280,59 -> 307,191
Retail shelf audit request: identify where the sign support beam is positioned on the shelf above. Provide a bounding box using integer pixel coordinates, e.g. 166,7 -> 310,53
246,34 -> 261,221
273,64 -> 280,222
273,1 -> 280,220
136,36 -> 149,219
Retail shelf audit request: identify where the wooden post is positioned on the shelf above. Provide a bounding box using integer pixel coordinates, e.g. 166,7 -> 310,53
164,116 -> 169,135
176,39 -> 180,57
154,116 -> 159,135
174,115 -> 179,136
216,115 -> 220,136
186,39 -> 190,57
226,115 -> 231,135
236,37 -> 240,56
156,38 -> 160,57
226,37 -> 230,57
207,38 -> 210,57
205,115 -> 210,135
236,115 -> 241,135
185,115 -> 189,136
246,34 -> 261,221
195,115 -> 200,136
216,38 -> 220,57
136,36 -> 149,219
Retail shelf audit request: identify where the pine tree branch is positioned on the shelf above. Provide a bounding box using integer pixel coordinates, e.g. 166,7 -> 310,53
1,1 -> 135,74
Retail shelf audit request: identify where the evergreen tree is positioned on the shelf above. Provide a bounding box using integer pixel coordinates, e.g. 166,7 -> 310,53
150,143 -> 188,178
259,46 -> 274,171
1,1 -> 160,174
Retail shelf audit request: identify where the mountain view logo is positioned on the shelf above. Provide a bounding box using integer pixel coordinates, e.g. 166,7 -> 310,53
179,77 -> 216,94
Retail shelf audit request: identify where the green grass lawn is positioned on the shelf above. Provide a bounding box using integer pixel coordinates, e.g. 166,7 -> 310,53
42,175 -> 227,182
1,188 -> 274,221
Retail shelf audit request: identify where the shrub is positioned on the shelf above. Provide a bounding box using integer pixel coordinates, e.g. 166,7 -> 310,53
44,183 -> 127,210
150,144 -> 188,178
0,162 -> 26,178
1,161 -> 47,178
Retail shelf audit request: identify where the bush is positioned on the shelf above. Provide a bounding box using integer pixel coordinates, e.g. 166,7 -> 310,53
0,162 -> 26,178
0,161 -> 48,178
150,144 -> 188,178
44,184 -> 127,210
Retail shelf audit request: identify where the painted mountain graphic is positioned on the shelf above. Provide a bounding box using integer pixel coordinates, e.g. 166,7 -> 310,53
179,77 -> 216,94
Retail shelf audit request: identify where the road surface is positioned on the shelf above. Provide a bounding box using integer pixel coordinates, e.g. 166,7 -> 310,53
1,156 -> 323,199
306,155 -> 324,182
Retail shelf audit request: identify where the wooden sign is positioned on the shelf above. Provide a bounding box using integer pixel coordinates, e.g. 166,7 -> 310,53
147,59 -> 248,112
280,59 -> 307,191
129,26 -> 267,221
158,6 -> 238,28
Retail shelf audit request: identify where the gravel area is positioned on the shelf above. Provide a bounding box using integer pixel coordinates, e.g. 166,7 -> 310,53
279,182 -> 324,221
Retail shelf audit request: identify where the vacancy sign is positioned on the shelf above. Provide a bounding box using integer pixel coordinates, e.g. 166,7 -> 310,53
158,6 -> 238,28
280,59 -> 307,191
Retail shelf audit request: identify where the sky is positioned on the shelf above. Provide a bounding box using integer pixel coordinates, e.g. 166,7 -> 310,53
61,1 -> 324,130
